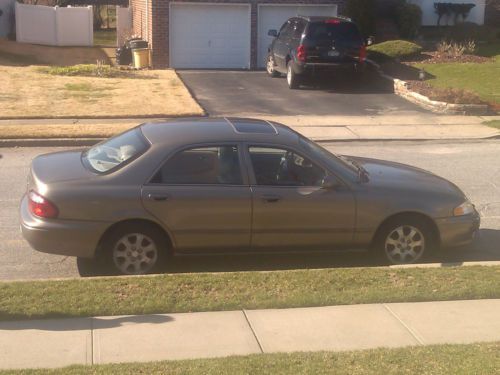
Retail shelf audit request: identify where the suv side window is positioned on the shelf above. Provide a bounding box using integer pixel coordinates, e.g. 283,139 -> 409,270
151,146 -> 242,185
278,20 -> 293,39
249,146 -> 326,187
292,20 -> 305,39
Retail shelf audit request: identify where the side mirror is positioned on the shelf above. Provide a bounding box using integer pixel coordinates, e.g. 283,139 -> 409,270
321,175 -> 341,190
268,29 -> 278,38
366,36 -> 374,46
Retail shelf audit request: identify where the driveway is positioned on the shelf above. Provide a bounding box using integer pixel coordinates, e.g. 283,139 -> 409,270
177,70 -> 426,116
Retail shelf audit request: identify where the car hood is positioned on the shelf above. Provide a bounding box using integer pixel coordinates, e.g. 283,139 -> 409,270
30,150 -> 93,187
348,156 -> 466,198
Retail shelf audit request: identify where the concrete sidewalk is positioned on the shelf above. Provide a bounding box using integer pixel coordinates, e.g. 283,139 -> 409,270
0,115 -> 499,146
1,299 -> 499,370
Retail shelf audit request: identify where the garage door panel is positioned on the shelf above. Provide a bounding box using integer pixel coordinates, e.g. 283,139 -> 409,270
170,4 -> 250,69
258,5 -> 338,68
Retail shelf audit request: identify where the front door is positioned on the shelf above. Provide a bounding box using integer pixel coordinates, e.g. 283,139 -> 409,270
142,145 -> 251,251
247,146 -> 356,249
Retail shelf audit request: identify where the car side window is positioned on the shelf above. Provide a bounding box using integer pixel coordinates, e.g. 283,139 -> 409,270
292,20 -> 305,39
279,21 -> 293,39
151,146 -> 242,185
249,146 -> 326,187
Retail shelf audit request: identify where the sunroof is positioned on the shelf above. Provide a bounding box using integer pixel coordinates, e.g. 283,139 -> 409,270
227,118 -> 278,134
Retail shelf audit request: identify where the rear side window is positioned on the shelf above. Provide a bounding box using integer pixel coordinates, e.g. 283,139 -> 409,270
306,21 -> 362,44
83,129 -> 148,173
151,146 -> 242,185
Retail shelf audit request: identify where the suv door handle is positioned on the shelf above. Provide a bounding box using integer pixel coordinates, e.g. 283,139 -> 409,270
261,194 -> 281,203
147,193 -> 170,202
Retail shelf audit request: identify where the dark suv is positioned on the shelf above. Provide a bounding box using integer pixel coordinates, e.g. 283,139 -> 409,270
266,16 -> 367,89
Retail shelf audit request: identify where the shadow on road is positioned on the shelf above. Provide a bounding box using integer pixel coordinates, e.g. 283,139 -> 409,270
77,228 -> 500,277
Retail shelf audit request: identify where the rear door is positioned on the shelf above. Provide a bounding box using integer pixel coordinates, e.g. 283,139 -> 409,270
273,19 -> 294,69
246,145 -> 356,250
304,20 -> 364,63
141,144 -> 252,252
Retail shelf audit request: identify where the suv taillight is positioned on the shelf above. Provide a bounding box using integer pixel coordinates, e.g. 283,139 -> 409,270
359,45 -> 367,62
297,44 -> 307,62
28,190 -> 58,219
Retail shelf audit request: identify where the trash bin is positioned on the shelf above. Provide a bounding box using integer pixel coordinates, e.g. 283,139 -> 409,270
133,48 -> 150,69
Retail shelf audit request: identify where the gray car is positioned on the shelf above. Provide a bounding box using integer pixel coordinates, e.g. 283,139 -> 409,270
21,118 -> 480,275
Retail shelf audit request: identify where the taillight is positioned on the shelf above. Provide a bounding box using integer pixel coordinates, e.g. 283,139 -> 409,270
297,44 -> 307,62
359,45 -> 367,62
325,19 -> 340,24
28,190 -> 58,219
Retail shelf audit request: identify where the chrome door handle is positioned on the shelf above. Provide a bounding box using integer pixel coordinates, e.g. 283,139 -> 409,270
262,194 -> 281,203
147,193 -> 169,202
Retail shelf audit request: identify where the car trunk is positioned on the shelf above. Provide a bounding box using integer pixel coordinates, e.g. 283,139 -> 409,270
28,150 -> 93,193
303,21 -> 364,64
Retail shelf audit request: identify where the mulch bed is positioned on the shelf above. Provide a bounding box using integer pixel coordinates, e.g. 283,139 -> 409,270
405,81 -> 486,105
415,52 -> 492,64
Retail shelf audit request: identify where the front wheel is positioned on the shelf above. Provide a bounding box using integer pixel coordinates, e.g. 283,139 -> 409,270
266,55 -> 280,77
375,218 -> 436,265
286,62 -> 301,89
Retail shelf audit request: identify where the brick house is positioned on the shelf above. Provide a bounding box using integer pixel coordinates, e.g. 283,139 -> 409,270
129,0 -> 345,69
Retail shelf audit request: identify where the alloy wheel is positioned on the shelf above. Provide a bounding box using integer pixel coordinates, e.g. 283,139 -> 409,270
384,225 -> 425,264
112,233 -> 158,275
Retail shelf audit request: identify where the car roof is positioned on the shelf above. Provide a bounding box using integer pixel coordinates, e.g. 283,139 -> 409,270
140,118 -> 300,147
297,16 -> 352,23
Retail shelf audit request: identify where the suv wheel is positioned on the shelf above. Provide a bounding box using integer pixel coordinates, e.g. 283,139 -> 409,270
286,62 -> 300,89
266,55 -> 280,77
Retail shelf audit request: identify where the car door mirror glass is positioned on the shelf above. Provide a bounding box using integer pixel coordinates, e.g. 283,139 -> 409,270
268,29 -> 278,37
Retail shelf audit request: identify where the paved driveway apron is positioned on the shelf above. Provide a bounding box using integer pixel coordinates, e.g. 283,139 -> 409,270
177,70 -> 425,116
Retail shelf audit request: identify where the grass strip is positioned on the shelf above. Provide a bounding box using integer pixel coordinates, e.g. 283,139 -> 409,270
2,342 -> 499,374
483,120 -> 500,130
0,124 -> 135,139
1,266 -> 499,321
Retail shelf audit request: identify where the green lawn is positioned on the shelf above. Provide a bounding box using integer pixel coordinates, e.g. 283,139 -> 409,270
1,266 -> 499,321
93,29 -> 117,47
484,120 -> 500,129
414,43 -> 500,106
3,342 -> 499,375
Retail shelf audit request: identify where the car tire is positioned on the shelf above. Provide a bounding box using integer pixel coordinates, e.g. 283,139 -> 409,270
266,54 -> 280,77
374,216 -> 437,265
286,62 -> 300,89
103,223 -> 169,275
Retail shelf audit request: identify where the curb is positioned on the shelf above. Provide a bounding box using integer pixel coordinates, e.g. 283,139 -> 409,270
2,135 -> 500,148
366,60 -> 491,116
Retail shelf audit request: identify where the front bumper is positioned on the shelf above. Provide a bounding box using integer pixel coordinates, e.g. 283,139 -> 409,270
20,195 -> 107,258
435,211 -> 481,248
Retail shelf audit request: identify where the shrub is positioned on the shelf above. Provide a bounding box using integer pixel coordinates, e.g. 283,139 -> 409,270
395,1 -> 422,39
367,40 -> 423,61
345,0 -> 376,37
436,40 -> 476,57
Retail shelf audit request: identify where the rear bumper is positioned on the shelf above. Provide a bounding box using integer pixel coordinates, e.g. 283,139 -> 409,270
20,195 -> 107,259
435,212 -> 481,249
294,60 -> 364,75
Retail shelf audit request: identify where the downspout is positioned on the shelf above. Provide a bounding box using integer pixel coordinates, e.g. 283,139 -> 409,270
146,0 -> 149,42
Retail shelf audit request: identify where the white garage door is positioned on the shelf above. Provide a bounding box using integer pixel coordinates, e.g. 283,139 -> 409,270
170,3 -> 251,69
258,5 -> 338,68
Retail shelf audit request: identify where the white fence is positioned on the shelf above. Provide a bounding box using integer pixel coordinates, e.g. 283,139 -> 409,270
116,6 -> 132,47
15,3 -> 93,46
409,0 -> 486,26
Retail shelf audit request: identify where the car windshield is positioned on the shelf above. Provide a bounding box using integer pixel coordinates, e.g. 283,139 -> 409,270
307,21 -> 362,44
298,135 -> 359,176
83,128 -> 149,173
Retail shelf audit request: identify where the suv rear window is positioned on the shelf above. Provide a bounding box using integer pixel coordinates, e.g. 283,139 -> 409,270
83,128 -> 149,173
307,21 -> 362,44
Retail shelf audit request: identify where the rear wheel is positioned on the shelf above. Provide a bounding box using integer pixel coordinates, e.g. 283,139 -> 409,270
266,54 -> 280,77
375,217 -> 436,265
286,62 -> 300,89
104,223 -> 168,275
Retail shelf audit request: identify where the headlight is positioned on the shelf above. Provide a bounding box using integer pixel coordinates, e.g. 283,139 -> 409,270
453,201 -> 475,216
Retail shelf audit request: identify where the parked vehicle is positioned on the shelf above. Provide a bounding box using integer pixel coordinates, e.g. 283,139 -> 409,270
21,118 -> 479,275
266,16 -> 368,89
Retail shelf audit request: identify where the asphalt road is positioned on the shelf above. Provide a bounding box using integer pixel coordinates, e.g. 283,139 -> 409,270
178,70 -> 425,116
0,140 -> 499,281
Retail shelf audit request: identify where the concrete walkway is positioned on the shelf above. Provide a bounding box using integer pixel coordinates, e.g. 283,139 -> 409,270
0,115 -> 499,146
1,299 -> 499,370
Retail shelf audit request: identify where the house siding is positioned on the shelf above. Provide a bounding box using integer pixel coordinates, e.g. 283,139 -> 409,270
130,0 -> 345,68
